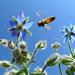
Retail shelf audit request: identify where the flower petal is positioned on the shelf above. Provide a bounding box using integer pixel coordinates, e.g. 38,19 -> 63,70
69,22 -> 73,31
17,11 -> 25,24
71,36 -> 75,41
11,30 -> 18,36
65,27 -> 69,33
24,22 -> 34,29
9,18 -> 17,27
71,32 -> 75,37
21,31 -> 26,39
72,25 -> 75,33
63,36 -> 70,43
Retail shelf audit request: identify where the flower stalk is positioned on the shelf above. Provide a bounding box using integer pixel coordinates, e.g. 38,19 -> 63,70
42,64 -> 47,72
11,64 -> 20,70
68,41 -> 73,57
18,31 -> 20,46
28,48 -> 38,68
58,63 -> 63,75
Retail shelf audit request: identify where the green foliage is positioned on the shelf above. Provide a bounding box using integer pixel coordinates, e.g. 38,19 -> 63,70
17,63 -> 28,75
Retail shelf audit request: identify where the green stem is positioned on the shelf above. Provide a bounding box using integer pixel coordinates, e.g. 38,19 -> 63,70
11,64 -> 20,70
28,48 -> 38,68
18,32 -> 20,46
22,63 -> 29,75
10,31 -> 20,70
42,65 -> 47,72
58,64 -> 63,75
54,49 -> 58,53
68,41 -> 73,57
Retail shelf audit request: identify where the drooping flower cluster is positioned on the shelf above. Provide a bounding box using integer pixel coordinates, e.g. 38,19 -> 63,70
35,40 -> 47,50
51,42 -> 61,52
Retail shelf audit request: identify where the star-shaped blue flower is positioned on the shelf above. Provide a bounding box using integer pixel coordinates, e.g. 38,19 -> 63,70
61,23 -> 75,43
9,11 -> 34,39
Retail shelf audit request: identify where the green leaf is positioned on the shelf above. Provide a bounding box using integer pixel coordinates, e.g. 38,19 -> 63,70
16,65 -> 28,75
16,70 -> 25,75
23,63 -> 28,75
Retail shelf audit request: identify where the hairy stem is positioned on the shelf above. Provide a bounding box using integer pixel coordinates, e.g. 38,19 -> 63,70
42,65 -> 47,72
18,31 -> 20,46
58,64 -> 63,75
22,63 -> 29,75
68,41 -> 73,57
28,48 -> 38,68
12,64 -> 20,70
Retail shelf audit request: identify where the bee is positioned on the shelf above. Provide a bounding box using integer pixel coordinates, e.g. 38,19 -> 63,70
38,16 -> 55,27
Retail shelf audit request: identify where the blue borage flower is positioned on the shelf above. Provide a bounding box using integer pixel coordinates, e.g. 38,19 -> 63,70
61,23 -> 75,43
8,11 -> 34,39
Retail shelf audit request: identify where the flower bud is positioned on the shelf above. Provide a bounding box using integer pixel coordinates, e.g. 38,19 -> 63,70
46,53 -> 59,66
51,42 -> 61,52
13,48 -> 31,64
19,41 -> 27,50
0,39 -> 2,44
30,67 -> 47,75
13,48 -> 20,57
0,60 -> 11,68
21,50 -> 31,63
0,39 -> 8,47
4,69 -> 18,75
61,55 -> 74,65
35,40 -> 47,50
8,41 -> 16,49
13,48 -> 21,63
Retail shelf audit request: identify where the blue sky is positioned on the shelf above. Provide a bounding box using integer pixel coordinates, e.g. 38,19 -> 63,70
0,0 -> 75,75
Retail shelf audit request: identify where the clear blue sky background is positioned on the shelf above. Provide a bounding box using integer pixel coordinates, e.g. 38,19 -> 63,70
0,0 -> 75,75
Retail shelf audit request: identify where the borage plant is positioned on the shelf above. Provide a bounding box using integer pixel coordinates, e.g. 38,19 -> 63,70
0,12 -> 75,75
